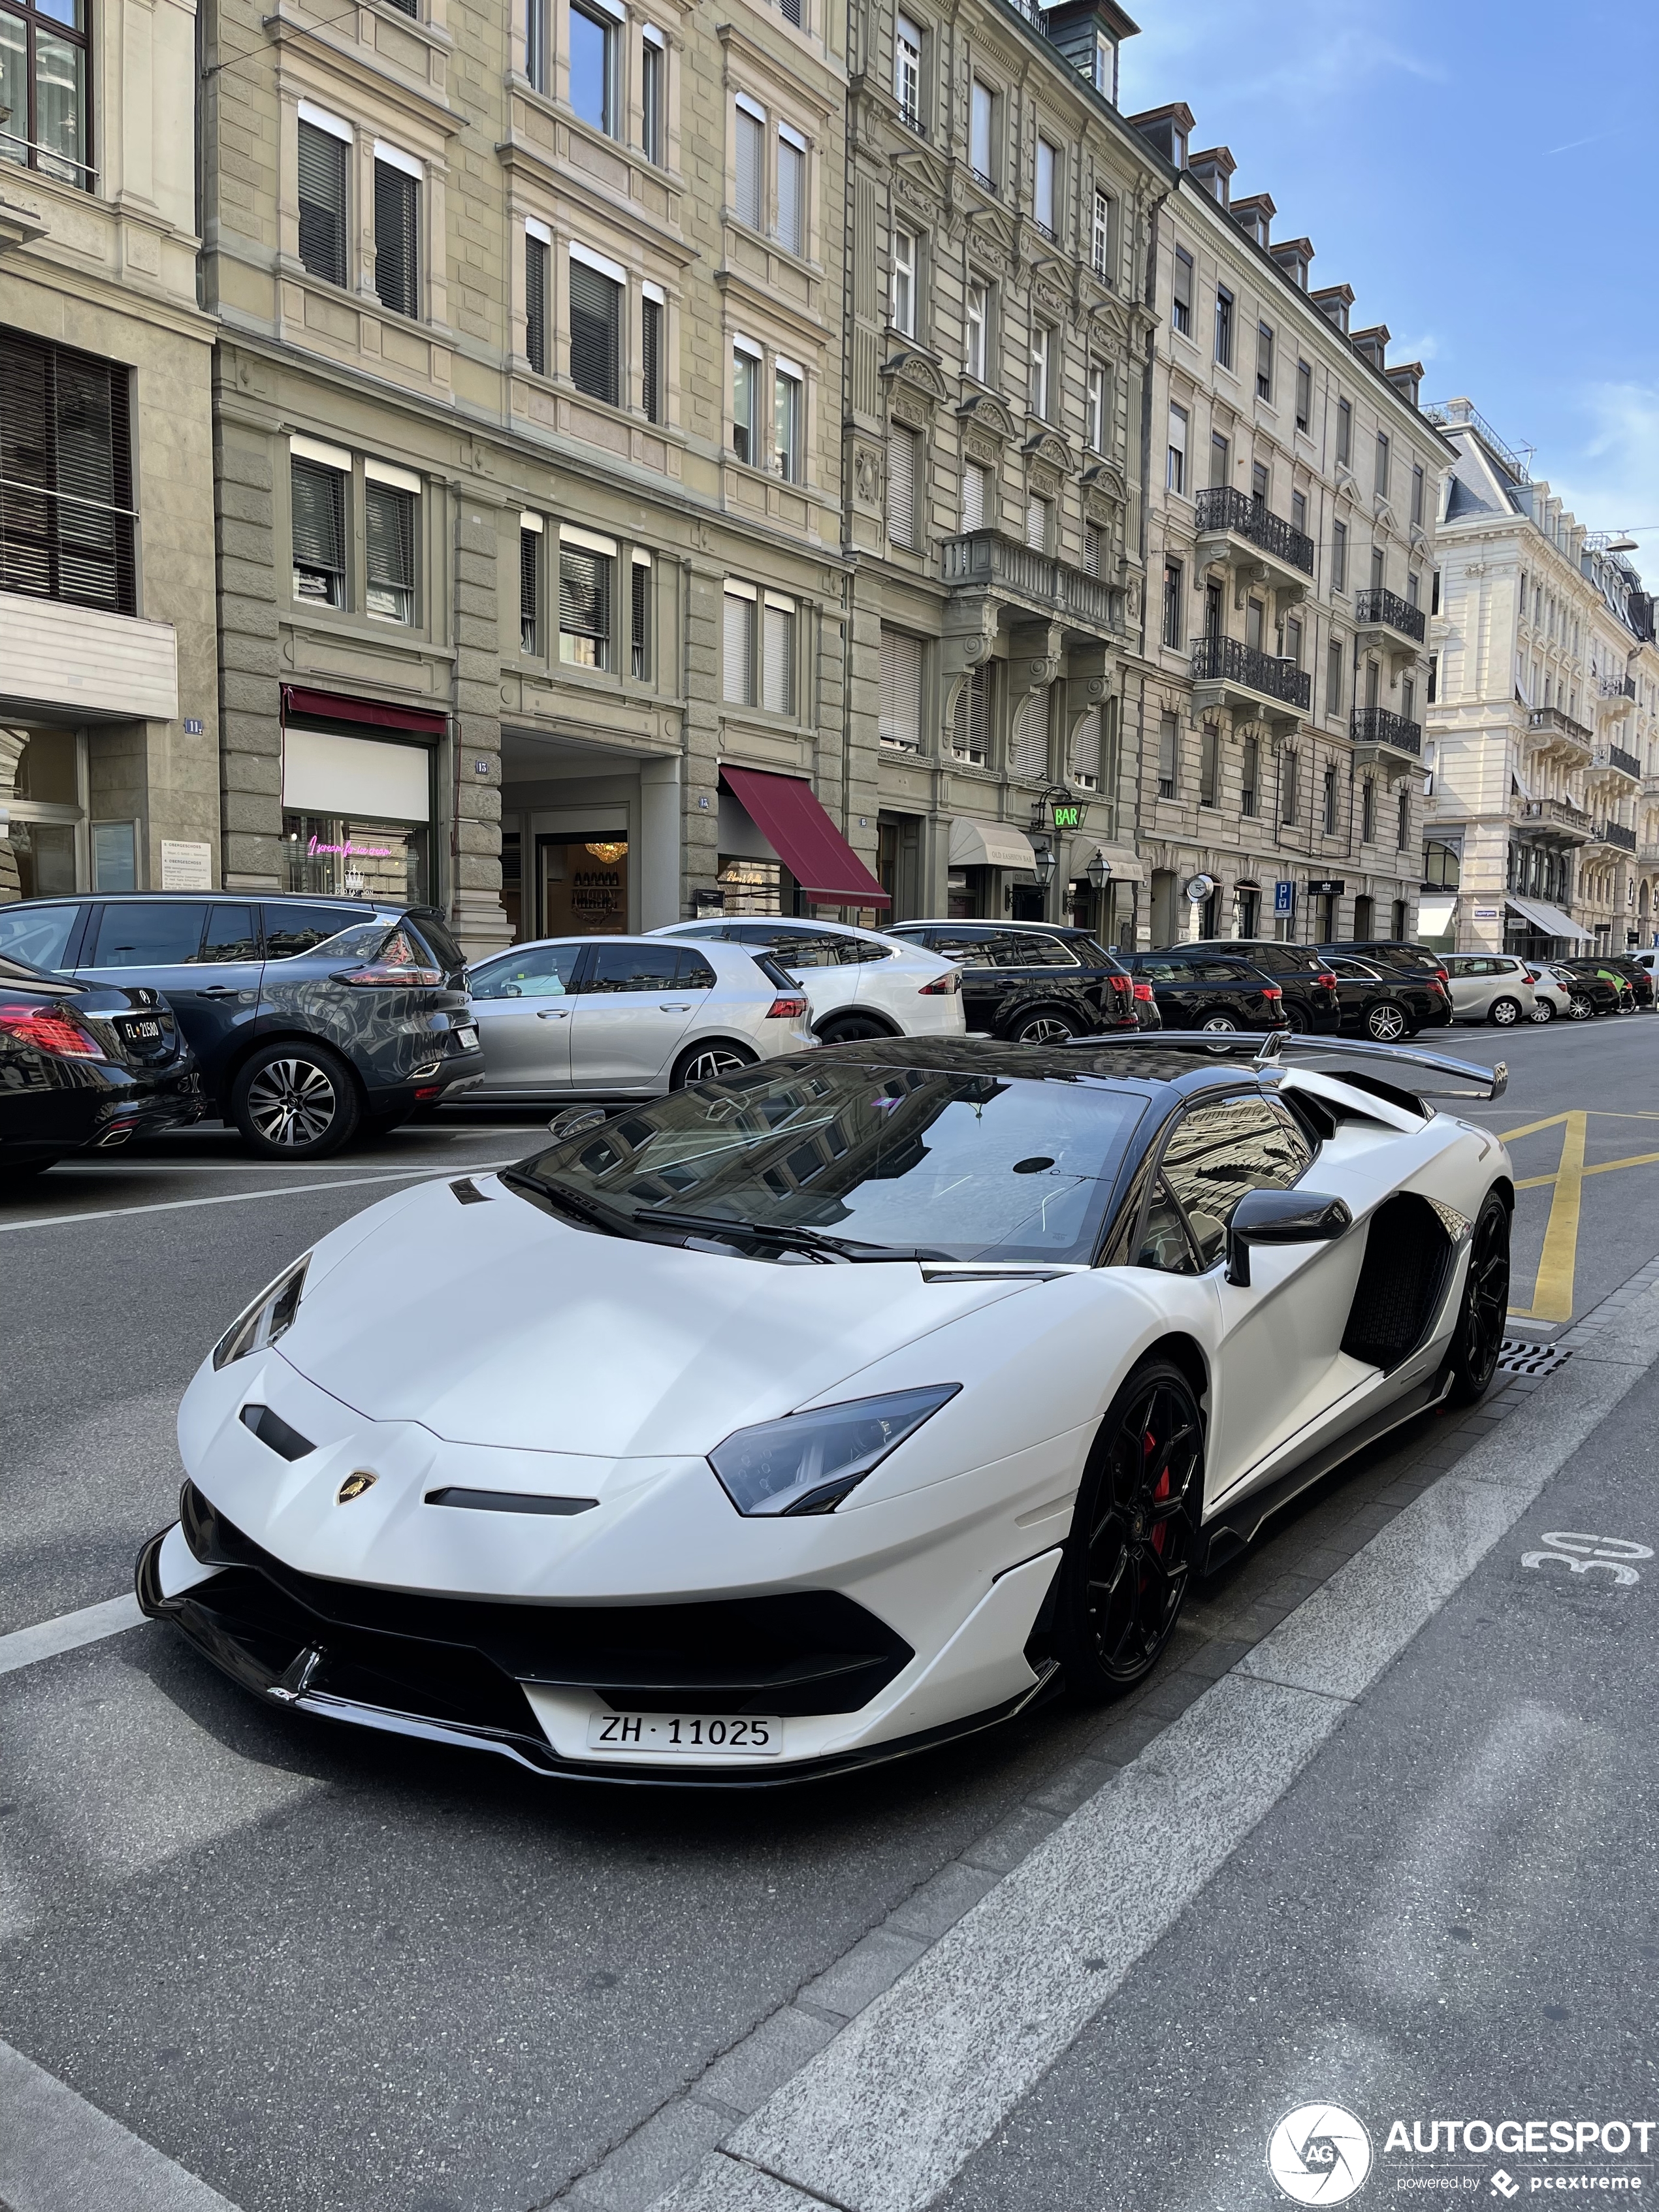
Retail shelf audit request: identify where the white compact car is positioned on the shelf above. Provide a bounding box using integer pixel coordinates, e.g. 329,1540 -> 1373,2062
464,935 -> 818,1098
650,918 -> 966,1044
1441,954 -> 1536,1026
140,1033 -> 1513,1786
1523,964 -> 1573,1022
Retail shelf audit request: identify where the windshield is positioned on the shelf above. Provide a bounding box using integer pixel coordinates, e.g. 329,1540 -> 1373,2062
515,1058 -> 1147,1263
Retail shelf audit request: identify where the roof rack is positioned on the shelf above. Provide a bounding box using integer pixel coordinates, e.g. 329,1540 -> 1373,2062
1064,1031 -> 1507,1101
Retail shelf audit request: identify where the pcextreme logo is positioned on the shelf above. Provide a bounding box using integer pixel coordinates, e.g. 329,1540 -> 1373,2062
1268,2105 -> 1374,2204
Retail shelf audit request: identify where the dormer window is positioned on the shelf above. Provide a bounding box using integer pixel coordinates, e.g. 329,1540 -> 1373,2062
1092,31 -> 1116,100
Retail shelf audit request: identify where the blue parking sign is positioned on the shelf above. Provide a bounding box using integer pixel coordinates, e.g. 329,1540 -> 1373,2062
1274,880 -> 1295,916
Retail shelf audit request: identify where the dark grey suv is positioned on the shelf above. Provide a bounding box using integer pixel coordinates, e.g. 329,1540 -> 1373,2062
0,895 -> 483,1157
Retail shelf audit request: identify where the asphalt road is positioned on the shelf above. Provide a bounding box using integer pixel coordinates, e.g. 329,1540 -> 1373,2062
0,1013 -> 1654,2212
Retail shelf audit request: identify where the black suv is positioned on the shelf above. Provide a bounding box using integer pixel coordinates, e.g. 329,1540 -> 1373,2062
1320,938 -> 1451,988
1120,950 -> 1287,1033
0,894 -> 482,1158
883,923 -> 1139,1040
1187,940 -> 1342,1033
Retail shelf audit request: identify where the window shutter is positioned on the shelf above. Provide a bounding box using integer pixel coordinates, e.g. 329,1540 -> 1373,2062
723,590 -> 756,703
1010,689 -> 1047,780
762,600 -> 795,714
365,483 -> 415,621
1255,321 -> 1273,394
374,160 -> 419,319
1024,494 -> 1047,551
1069,706 -> 1100,788
291,458 -> 344,581
1083,524 -> 1104,577
631,559 -> 650,677
952,664 -> 989,761
878,628 -> 921,748
520,527 -> 540,652
568,259 -> 620,407
777,137 -> 803,255
524,235 -> 549,374
560,545 -> 612,657
961,460 -> 986,533
640,295 -> 662,423
779,0 -> 802,26
735,109 -> 764,229
886,425 -> 916,547
297,123 -> 347,287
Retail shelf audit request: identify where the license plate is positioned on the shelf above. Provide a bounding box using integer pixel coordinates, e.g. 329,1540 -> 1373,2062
585,1711 -> 782,1756
453,1025 -> 479,1051
122,1019 -> 161,1040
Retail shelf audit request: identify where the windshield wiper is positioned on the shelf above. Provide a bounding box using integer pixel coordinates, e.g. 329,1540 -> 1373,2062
637,1208 -> 948,1263
499,1168 -> 641,1240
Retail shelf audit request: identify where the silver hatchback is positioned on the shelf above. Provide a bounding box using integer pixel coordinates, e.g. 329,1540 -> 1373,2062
1442,954 -> 1537,1027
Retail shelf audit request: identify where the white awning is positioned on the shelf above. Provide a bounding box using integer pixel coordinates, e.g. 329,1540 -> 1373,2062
1415,896 -> 1457,938
1069,837 -> 1145,884
1507,894 -> 1592,943
950,818 -> 1037,872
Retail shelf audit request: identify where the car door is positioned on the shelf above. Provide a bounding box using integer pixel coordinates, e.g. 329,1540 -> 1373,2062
912,928 -> 1005,1034
1152,1093 -> 1368,1499
76,899 -> 255,1087
1011,931 -> 1091,1027
566,941 -> 715,1091
466,942 -> 586,1093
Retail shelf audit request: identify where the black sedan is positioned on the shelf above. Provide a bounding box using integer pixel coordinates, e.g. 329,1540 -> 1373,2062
1189,940 -> 1342,1033
1594,955 -> 1655,1009
1119,950 -> 1287,1033
1551,957 -> 1635,1016
883,923 -> 1139,1041
0,954 -> 202,1181
1325,954 -> 1452,1040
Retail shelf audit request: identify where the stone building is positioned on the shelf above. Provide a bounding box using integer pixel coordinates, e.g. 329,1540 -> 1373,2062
201,0 -> 868,952
1133,108 -> 1451,950
0,0 -> 219,906
1421,400 -> 1659,957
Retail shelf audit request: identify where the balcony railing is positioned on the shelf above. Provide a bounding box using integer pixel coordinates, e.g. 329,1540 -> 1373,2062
1191,633 -> 1311,710
1519,797 -> 1592,837
1350,705 -> 1422,755
1595,820 -> 1638,853
1193,486 -> 1315,577
1353,586 -> 1426,644
1602,673 -> 1637,702
1527,705 -> 1593,748
1592,744 -> 1642,780
941,530 -> 1123,632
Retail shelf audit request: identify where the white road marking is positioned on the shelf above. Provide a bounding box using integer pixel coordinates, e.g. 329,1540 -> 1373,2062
0,1595 -> 146,1678
0,1162 -> 513,1234
0,2037 -> 241,2212
1520,1530 -> 1651,1582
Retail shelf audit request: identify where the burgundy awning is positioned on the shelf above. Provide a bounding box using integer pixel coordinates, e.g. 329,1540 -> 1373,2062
282,685 -> 448,738
720,766 -> 890,909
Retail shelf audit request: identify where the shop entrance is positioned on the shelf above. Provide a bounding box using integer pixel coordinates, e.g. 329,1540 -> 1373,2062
539,833 -> 629,935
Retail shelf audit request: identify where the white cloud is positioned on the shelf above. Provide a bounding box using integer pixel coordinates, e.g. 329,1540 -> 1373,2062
1387,332 -> 1442,366
1119,0 -> 1442,109
1549,383 -> 1659,568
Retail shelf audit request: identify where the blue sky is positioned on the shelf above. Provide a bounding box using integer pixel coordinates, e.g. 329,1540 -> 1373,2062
1118,0 -> 1659,573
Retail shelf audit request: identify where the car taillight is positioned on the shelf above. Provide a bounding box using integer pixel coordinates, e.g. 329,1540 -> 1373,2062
918,970 -> 961,995
1435,967 -> 1449,986
0,1004 -> 101,1058
1316,971 -> 1338,991
1110,974 -> 1133,994
334,929 -> 442,987
1133,981 -> 1155,1001
765,995 -> 810,1020
1262,986 -> 1282,999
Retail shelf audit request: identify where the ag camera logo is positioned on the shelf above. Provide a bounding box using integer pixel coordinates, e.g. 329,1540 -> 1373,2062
1267,2104 -> 1374,2204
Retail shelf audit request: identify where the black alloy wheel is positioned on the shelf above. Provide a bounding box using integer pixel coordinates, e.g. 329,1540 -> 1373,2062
671,1041 -> 757,1087
1010,1010 -> 1078,1045
1056,1359 -> 1203,1697
1282,1002 -> 1309,1034
817,1014 -> 890,1045
1487,995 -> 1522,1027
1365,1000 -> 1408,1042
1445,1191 -> 1511,1405
232,1042 -> 361,1159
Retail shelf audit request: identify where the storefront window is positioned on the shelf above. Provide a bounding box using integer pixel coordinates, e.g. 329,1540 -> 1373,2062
541,833 -> 628,933
717,856 -> 784,915
6,818 -> 76,897
283,814 -> 427,903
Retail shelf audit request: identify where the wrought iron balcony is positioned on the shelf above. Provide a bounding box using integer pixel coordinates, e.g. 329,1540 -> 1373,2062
1602,673 -> 1637,702
1193,487 -> 1315,578
1594,819 -> 1638,853
941,529 -> 1123,633
1353,586 -> 1426,645
1191,633 -> 1310,711
1518,797 -> 1592,842
1350,705 -> 1422,755
1590,744 -> 1642,782
1527,705 -> 1593,752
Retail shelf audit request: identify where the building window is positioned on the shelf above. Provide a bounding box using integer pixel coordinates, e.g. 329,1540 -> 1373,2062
1423,837 -> 1459,889
1336,396 -> 1352,467
1322,761 -> 1338,833
773,361 -> 801,482
1069,702 -> 1101,789
879,626 -> 922,750
1295,359 -> 1312,434
734,97 -> 764,228
364,469 -> 416,624
1091,189 -> 1112,280
1281,750 -> 1298,825
1374,430 -> 1391,498
560,529 -> 614,668
1199,722 -> 1217,807
886,422 -> 918,547
1411,461 -> 1426,529
1157,711 -> 1178,799
526,0 -> 549,91
1397,786 -> 1410,851
1205,431 -> 1227,490
1255,321 -> 1274,401
952,663 -> 989,763
1325,638 -> 1343,714
1402,673 -> 1415,726
961,458 -> 988,532
1010,690 -> 1046,780
519,515 -> 542,653
1427,653 -> 1438,705
297,114 -> 349,285
762,592 -> 796,715
569,1 -> 615,135
965,279 -> 988,380
1331,519 -> 1347,592
641,287 -> 664,423
524,227 -> 550,374
1162,559 -> 1183,649
969,78 -> 994,184
373,150 -> 420,319
1030,319 -> 1051,416
1240,734 -> 1259,818
1083,522 -> 1105,577
640,28 -> 664,162
1034,136 -> 1057,237
894,13 -> 922,127
0,0 -> 89,184
777,125 -> 806,254
1086,361 -> 1106,452
1166,402 -> 1187,494
1291,488 -> 1306,537
1285,613 -> 1302,666
630,553 -> 651,679
732,341 -> 759,463
0,330 -> 135,614
291,452 -> 346,609
1251,459 -> 1268,509
1361,778 -> 1376,843
722,581 -> 757,703
1406,568 -> 1420,609
891,225 -> 916,334
569,247 -> 622,406
1214,285 -> 1233,369
1024,492 -> 1051,552
1172,246 -> 1193,336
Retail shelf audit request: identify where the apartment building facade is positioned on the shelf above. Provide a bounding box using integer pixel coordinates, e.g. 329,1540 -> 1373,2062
1134,112 -> 1450,951
1422,401 -> 1659,957
202,0 -> 865,954
0,0 -> 219,908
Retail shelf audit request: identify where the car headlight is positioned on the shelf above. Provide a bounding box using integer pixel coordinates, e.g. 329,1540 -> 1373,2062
212,1256 -> 310,1370
708,1385 -> 960,1518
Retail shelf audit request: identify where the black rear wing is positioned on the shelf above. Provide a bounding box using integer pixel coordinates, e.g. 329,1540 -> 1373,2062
1064,1029 -> 1507,1102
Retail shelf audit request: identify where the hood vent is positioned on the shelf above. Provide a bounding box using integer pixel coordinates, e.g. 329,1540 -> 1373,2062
240,1403 -> 316,1461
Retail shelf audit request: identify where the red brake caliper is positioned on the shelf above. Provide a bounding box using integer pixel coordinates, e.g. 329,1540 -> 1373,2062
1147,1423 -> 1171,1559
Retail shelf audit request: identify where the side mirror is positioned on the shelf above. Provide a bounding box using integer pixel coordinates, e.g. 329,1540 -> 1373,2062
1225,1187 -> 1352,1287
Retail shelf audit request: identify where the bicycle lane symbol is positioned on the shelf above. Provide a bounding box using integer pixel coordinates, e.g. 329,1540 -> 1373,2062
1520,1531 -> 1652,1585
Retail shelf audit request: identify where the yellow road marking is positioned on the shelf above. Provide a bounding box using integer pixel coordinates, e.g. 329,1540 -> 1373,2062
1528,1112 -> 1587,1325
1515,1149 -> 1659,1191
